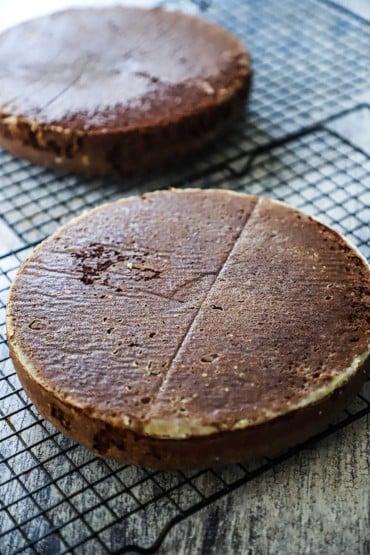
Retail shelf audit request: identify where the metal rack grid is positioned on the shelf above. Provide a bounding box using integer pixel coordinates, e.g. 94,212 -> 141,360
1,0 -> 370,553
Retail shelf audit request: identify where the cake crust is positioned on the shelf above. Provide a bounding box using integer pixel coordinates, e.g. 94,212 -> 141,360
6,190 -> 370,468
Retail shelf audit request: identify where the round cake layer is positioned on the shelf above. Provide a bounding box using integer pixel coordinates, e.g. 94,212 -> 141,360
6,189 -> 370,468
0,8 -> 251,175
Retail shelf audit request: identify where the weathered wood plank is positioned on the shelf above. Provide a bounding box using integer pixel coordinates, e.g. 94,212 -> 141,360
158,416 -> 370,554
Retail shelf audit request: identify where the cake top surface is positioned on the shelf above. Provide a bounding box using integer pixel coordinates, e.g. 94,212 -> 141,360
7,189 -> 370,438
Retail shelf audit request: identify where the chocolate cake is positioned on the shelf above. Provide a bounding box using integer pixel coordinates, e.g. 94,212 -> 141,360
6,189 -> 370,469
0,8 -> 251,175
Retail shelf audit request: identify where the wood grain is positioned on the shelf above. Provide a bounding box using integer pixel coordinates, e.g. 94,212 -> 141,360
158,416 -> 369,554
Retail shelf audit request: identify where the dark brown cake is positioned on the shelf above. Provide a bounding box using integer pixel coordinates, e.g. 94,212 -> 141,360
0,7 -> 251,175
6,189 -> 370,469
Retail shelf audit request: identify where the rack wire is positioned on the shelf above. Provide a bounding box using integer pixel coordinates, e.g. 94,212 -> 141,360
1,0 -> 370,553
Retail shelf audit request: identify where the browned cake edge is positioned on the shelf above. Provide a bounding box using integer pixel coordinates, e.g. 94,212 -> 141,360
6,190 -> 370,469
8,343 -> 370,469
0,81 -> 250,176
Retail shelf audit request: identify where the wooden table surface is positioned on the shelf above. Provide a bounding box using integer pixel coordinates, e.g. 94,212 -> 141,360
158,416 -> 369,554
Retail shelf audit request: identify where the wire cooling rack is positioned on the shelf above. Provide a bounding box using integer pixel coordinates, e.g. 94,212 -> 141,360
1,0 -> 370,553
